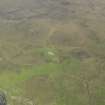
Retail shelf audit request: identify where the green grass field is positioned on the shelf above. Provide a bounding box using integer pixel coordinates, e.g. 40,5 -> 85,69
0,0 -> 105,105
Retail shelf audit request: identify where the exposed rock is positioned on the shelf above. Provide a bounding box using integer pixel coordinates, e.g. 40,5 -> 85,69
0,92 -> 6,105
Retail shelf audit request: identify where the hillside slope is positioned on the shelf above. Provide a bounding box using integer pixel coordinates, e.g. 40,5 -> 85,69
0,0 -> 105,105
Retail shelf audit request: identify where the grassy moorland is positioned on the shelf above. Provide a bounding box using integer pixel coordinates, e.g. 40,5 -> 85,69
0,0 -> 105,105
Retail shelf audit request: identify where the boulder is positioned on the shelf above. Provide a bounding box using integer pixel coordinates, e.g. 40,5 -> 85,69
0,92 -> 6,105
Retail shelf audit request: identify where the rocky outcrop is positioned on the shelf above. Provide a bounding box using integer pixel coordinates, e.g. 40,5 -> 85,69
0,92 -> 6,105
